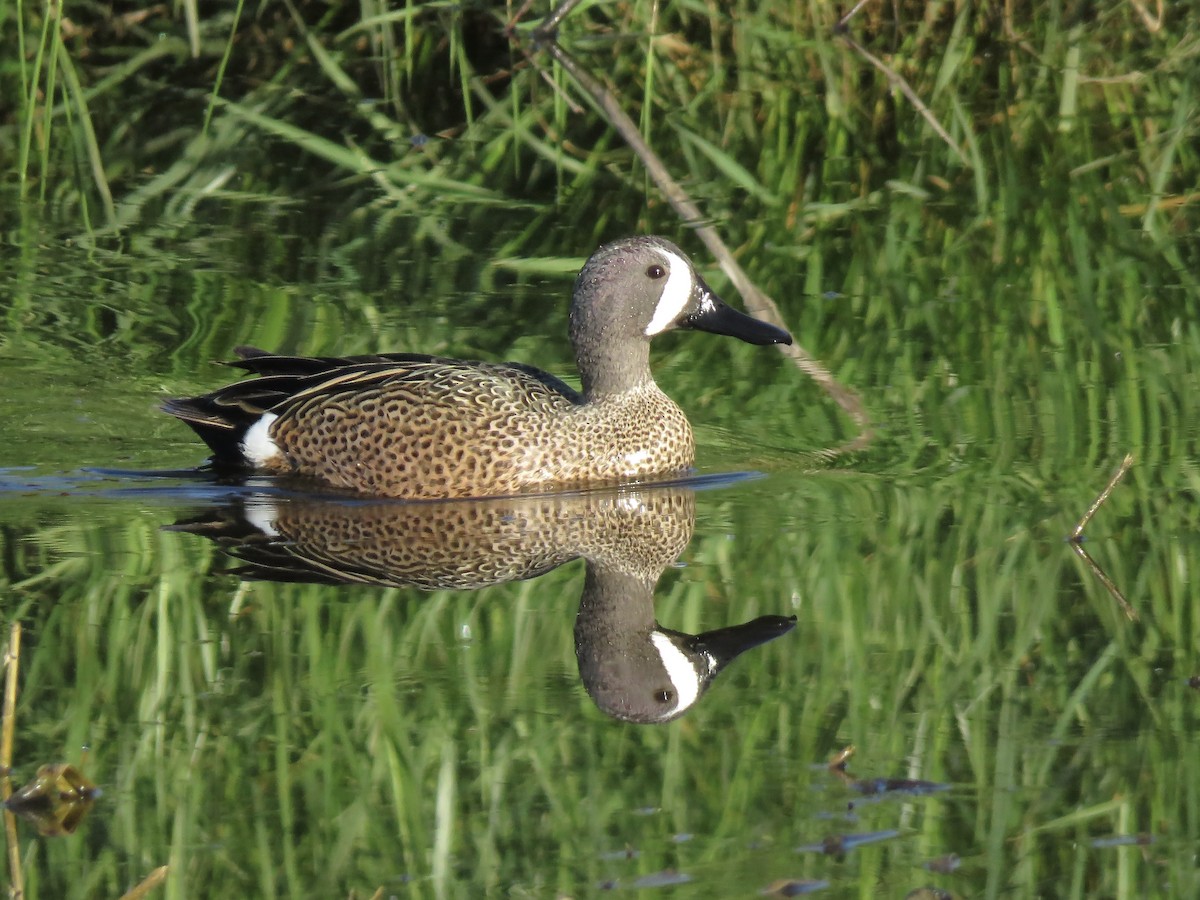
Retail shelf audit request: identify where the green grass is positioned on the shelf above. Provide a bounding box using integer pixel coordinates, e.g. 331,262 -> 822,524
2,1 -> 1200,897
2,436 -> 1199,897
6,2 -> 1195,272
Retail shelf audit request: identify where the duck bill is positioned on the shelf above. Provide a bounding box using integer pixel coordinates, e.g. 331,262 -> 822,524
671,614 -> 798,678
683,281 -> 793,346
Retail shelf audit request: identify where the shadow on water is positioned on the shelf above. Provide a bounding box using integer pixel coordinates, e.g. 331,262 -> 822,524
151,476 -> 798,724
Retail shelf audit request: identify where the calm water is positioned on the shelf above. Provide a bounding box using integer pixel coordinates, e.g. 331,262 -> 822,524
2,208 -> 1199,900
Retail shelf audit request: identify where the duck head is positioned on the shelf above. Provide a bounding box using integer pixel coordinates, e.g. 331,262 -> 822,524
569,236 -> 793,396
575,564 -> 797,724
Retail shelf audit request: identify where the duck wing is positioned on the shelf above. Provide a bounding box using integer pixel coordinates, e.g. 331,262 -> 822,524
161,347 -> 582,466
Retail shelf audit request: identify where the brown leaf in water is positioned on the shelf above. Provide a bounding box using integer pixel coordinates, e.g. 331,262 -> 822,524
5,763 -> 101,836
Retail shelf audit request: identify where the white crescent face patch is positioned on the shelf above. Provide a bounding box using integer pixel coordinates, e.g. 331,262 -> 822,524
650,631 -> 703,715
644,248 -> 695,337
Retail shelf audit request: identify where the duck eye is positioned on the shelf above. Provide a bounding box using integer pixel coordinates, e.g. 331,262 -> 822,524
654,689 -> 675,704
646,264 -> 666,279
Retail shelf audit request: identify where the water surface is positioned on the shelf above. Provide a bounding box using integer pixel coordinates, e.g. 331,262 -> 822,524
1,206 -> 1198,900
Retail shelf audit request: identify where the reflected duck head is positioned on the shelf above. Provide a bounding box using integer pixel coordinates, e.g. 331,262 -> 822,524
574,564 -> 796,724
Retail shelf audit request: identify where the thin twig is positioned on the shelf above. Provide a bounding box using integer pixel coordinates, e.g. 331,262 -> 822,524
3,623 -> 24,899
835,0 -> 966,166
1071,542 -> 1137,622
1069,454 -> 1136,622
1128,0 -> 1164,33
505,0 -> 586,115
504,0 -> 540,36
836,32 -> 968,167
1071,453 -> 1134,541
530,36 -> 873,449
834,0 -> 874,32
530,0 -> 586,42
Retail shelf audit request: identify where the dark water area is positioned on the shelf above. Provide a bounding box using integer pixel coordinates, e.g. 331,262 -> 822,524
2,201 -> 1199,900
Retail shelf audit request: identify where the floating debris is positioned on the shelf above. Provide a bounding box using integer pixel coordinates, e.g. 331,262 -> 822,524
923,853 -> 961,873
597,846 -> 640,861
796,829 -> 900,857
828,746 -> 855,771
1091,833 -> 1154,849
4,763 -> 101,836
826,746 -> 949,799
850,777 -> 950,797
762,878 -> 830,896
904,888 -> 958,900
631,869 -> 692,888
1067,453 -> 1137,620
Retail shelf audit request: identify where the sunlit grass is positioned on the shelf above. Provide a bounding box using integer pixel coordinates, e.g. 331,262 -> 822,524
1,1 -> 1199,897
3,422 -> 1199,896
7,1 -> 1195,276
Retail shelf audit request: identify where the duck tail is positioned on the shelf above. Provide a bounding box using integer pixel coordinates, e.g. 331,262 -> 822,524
160,396 -> 257,467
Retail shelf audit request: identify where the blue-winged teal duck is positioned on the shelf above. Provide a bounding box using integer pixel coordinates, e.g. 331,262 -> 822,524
163,235 -> 792,499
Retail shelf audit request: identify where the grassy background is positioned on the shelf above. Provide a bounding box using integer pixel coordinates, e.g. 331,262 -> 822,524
4,0 -> 1196,447
2,456 -> 1198,897
2,0 -> 1200,897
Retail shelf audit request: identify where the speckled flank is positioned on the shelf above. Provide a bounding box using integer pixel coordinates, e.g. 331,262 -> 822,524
212,486 -> 695,591
262,362 -> 693,499
163,235 -> 789,499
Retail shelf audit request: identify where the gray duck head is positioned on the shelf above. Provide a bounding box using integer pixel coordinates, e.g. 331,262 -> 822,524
569,236 -> 793,396
574,563 -> 797,724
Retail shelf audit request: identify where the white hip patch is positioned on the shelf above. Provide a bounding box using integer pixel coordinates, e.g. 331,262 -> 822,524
243,495 -> 282,537
241,413 -> 281,466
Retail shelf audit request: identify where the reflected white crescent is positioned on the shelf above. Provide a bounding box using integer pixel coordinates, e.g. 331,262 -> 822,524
650,631 -> 702,713
243,495 -> 282,538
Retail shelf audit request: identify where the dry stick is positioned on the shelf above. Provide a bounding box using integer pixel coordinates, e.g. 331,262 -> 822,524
835,0 -> 874,27
833,3 -> 968,167
533,36 -> 873,450
118,866 -> 169,900
835,32 -> 968,167
506,0 -> 541,32
1071,453 -> 1134,541
504,4 -> 585,116
1071,542 -> 1136,622
1069,454 -> 1136,622
522,0 -> 584,38
3,623 -> 24,899
1128,0 -> 1164,33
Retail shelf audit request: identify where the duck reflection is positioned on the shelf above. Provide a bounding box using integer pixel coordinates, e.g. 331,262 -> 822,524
171,485 -> 795,723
